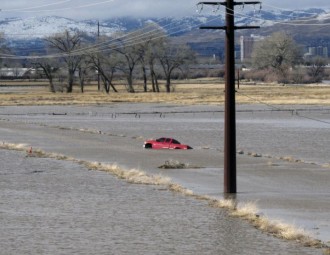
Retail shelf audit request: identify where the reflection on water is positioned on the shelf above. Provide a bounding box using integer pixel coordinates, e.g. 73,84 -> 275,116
0,149 -> 319,255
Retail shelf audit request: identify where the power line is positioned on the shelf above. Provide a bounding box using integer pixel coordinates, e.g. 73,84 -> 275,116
200,1 -> 330,27
2,3 -> 330,60
0,15 -> 222,59
236,90 -> 330,125
2,14 -> 197,57
262,3 -> 330,15
1,0 -> 115,13
2,1 -> 73,12
218,4 -> 330,27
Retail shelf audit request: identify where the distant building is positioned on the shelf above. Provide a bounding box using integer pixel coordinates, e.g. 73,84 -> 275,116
240,35 -> 264,62
240,36 -> 254,62
0,68 -> 36,79
305,46 -> 329,59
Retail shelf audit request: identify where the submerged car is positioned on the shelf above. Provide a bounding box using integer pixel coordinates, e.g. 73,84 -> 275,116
143,137 -> 192,150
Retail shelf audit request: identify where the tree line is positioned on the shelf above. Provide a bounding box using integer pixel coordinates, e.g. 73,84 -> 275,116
248,31 -> 330,84
1,30 -> 330,92
30,25 -> 195,93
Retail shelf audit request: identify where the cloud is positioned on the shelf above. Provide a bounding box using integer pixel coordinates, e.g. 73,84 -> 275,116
77,0 -> 199,19
262,0 -> 330,10
1,0 -> 198,19
1,0 -> 329,20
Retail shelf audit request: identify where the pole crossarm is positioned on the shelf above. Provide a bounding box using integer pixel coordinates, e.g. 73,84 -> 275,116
235,25 -> 260,29
200,26 -> 226,30
197,1 -> 261,5
234,1 -> 261,5
200,26 -> 260,30
198,2 -> 226,5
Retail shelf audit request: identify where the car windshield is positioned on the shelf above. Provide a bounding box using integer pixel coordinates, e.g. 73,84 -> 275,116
156,138 -> 166,142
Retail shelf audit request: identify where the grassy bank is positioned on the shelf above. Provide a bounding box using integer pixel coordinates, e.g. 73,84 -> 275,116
0,79 -> 330,106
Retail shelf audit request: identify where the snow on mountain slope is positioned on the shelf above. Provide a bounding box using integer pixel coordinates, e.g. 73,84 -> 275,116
0,16 -> 120,39
0,8 -> 328,41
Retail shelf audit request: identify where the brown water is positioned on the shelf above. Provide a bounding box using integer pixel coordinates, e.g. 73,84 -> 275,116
1,104 -> 329,165
1,103 -> 330,253
0,149 -> 320,255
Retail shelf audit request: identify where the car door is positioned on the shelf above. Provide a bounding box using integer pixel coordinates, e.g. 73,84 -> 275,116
164,138 -> 172,149
154,138 -> 165,149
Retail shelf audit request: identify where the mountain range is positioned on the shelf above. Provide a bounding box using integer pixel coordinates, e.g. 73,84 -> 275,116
1,8 -> 330,55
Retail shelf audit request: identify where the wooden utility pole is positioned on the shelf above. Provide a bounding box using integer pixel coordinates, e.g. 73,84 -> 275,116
97,21 -> 101,91
199,0 -> 260,194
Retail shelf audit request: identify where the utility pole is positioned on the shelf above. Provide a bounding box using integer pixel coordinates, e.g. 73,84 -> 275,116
97,21 -> 101,91
198,0 -> 260,194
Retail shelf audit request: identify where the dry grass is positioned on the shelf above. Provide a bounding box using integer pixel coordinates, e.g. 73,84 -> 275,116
0,142 -> 75,161
83,161 -> 171,186
210,198 -> 325,248
158,160 -> 188,169
322,163 -> 330,169
158,159 -> 201,169
209,198 -> 236,210
231,201 -> 259,220
1,79 -> 330,106
324,248 -> 330,255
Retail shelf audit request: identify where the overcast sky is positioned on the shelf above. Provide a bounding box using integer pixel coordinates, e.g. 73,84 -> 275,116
1,0 -> 330,20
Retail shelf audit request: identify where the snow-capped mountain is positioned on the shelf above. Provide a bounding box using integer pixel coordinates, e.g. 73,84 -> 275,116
0,16 -> 121,40
1,8 -> 329,56
0,8 -> 328,40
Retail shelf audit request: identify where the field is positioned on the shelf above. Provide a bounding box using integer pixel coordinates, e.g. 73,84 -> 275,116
1,78 -> 330,106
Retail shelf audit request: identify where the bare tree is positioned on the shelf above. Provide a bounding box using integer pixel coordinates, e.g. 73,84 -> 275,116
33,59 -> 60,92
88,49 -> 119,93
252,32 -> 302,83
158,43 -> 195,93
0,33 -> 12,68
114,30 -> 150,93
145,31 -> 167,93
77,58 -> 93,93
87,34 -> 120,93
135,24 -> 167,92
45,30 -> 85,93
305,57 -> 328,83
0,33 -> 5,67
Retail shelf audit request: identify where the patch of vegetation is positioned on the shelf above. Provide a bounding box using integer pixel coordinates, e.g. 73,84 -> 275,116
158,159 -> 202,169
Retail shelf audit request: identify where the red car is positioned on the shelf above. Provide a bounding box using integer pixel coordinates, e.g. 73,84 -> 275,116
143,137 -> 192,150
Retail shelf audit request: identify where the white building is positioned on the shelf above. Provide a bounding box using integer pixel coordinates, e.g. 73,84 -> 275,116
240,35 -> 264,62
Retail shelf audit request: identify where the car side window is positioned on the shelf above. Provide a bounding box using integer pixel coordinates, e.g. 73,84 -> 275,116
172,139 -> 180,144
165,138 -> 171,143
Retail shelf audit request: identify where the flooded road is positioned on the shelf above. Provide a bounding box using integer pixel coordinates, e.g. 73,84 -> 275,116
0,149 -> 320,255
1,103 -> 330,253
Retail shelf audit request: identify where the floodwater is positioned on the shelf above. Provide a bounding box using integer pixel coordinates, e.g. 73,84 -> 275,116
1,103 -> 330,254
0,149 -> 319,255
1,103 -> 329,165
